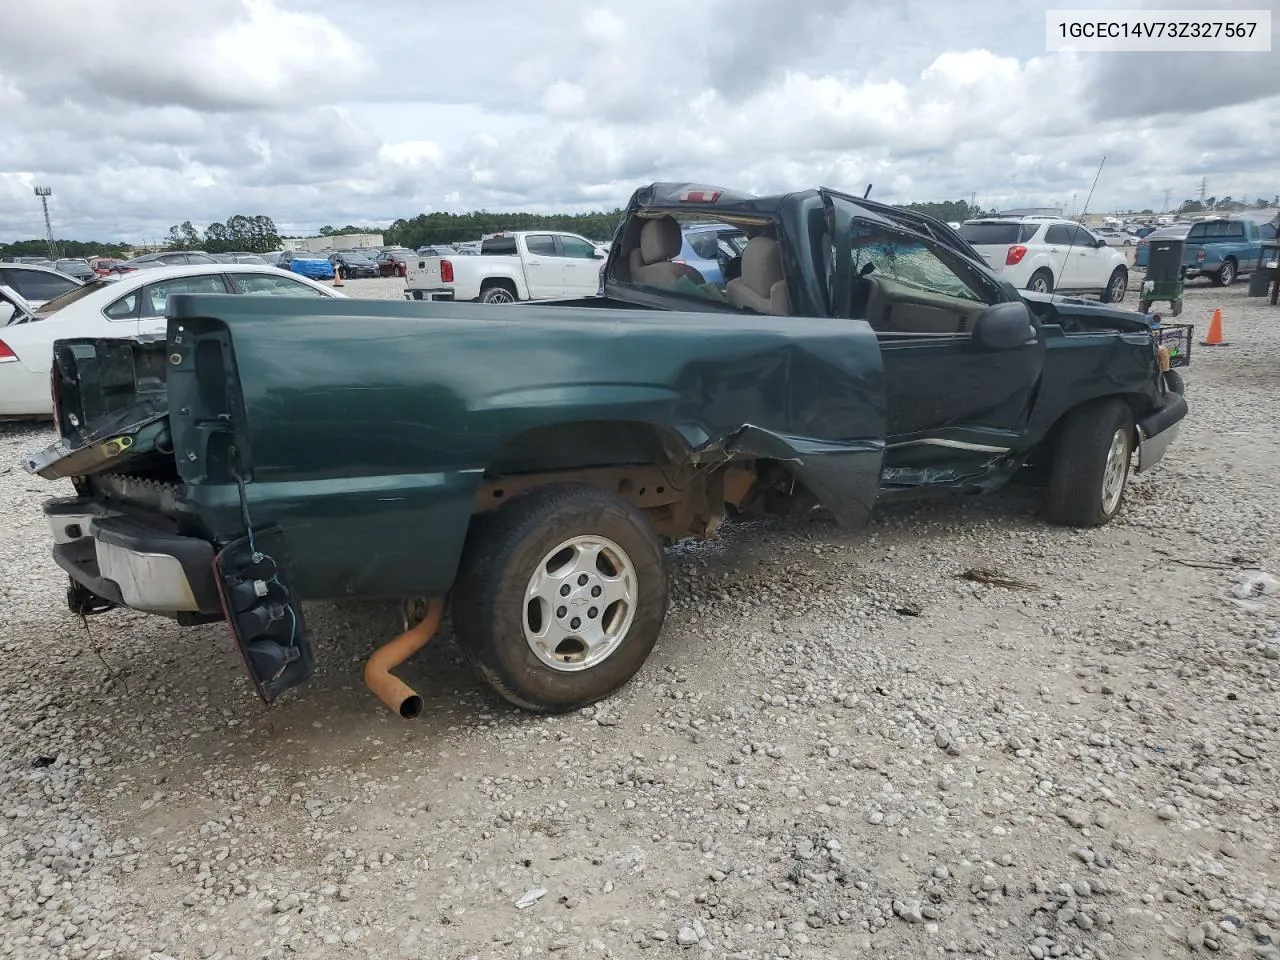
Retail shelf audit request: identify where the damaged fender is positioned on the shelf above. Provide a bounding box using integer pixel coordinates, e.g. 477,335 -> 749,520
718,425 -> 885,528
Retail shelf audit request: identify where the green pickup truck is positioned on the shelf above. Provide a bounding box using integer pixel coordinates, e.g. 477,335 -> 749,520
22,182 -> 1188,717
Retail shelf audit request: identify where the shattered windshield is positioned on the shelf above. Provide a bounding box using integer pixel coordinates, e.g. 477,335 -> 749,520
848,220 -> 985,303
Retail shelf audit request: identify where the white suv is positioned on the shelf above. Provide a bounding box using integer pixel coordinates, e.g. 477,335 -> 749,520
959,217 -> 1129,302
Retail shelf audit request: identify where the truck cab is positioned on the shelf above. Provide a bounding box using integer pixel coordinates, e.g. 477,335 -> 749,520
1181,217 -> 1275,286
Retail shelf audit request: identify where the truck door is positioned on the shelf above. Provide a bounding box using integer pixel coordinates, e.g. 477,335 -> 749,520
822,190 -> 1045,471
521,234 -> 566,299
557,235 -> 606,296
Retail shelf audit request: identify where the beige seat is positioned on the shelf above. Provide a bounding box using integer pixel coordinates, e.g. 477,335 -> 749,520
628,216 -> 705,287
726,237 -> 791,315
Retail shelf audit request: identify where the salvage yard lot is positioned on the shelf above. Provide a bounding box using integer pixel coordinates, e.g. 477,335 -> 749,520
1,280 -> 1278,960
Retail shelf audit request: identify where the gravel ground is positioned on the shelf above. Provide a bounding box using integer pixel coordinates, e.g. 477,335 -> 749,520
2,276 -> 1278,960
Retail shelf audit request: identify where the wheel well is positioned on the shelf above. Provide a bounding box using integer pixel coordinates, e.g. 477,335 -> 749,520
480,277 -> 518,294
1026,393 -> 1147,466
474,420 -> 798,542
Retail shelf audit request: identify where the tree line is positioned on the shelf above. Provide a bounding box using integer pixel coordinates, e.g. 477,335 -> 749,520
165,215 -> 282,253
0,238 -> 132,260
1178,196 -> 1277,215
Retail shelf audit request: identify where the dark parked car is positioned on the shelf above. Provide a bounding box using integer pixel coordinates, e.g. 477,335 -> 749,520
329,251 -> 380,279
53,258 -> 97,281
375,248 -> 415,277
112,251 -> 219,274
24,180 -> 1187,721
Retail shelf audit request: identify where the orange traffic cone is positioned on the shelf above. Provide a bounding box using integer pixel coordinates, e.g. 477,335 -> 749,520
1200,307 -> 1227,346
332,267 -> 344,288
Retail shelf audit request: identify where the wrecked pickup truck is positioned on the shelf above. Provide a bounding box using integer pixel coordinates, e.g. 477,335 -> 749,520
22,181 -> 1187,718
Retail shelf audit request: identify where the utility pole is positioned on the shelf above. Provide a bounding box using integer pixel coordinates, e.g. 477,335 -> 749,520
1163,188 -> 1171,213
1198,177 -> 1208,204
34,186 -> 58,260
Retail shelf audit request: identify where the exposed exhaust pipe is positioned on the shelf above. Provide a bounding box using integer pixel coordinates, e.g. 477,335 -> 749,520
363,597 -> 444,718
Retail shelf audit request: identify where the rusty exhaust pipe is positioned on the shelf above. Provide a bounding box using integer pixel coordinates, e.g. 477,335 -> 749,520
363,597 -> 444,718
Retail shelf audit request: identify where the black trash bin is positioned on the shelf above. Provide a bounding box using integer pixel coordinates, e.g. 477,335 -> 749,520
1137,237 -> 1185,315
1248,242 -> 1279,298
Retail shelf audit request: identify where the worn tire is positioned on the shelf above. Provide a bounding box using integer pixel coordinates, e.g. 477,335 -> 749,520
1212,258 -> 1237,286
1045,399 -> 1135,528
1163,368 -> 1185,395
451,483 -> 668,713
1170,298 -> 1183,317
1100,267 -> 1128,303
1137,299 -> 1151,314
1027,269 -> 1054,295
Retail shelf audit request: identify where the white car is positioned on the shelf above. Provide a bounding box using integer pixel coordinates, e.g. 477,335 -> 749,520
0,263 -> 84,316
0,264 -> 345,418
1093,227 -> 1137,247
958,217 -> 1130,302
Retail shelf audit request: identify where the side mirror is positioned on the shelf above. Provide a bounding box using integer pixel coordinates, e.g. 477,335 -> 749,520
972,301 -> 1036,351
593,251 -> 605,259
1095,238 -> 1108,248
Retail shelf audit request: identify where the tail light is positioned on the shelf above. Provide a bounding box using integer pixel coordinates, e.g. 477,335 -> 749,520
1196,249 -> 1205,262
0,339 -> 17,362
439,259 -> 454,283
1005,245 -> 1028,266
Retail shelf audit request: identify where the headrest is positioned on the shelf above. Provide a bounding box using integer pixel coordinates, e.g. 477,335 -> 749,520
639,216 -> 683,265
739,237 -> 784,297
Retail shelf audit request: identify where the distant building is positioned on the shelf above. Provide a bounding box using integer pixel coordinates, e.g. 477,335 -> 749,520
283,233 -> 384,253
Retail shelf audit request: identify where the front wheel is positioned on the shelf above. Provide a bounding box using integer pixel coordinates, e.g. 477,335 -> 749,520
1100,267 -> 1128,303
451,484 -> 668,712
1045,399 -> 1135,527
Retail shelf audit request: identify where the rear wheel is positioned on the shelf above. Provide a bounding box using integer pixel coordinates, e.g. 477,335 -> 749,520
1212,259 -> 1237,286
1045,399 -> 1135,527
451,484 -> 668,712
1137,299 -> 1151,314
480,284 -> 517,304
1100,267 -> 1128,303
1027,269 -> 1054,295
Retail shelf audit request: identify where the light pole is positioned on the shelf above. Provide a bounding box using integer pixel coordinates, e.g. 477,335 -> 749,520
34,186 -> 58,260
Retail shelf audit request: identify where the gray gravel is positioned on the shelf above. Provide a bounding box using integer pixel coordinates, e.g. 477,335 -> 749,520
2,276 -> 1278,959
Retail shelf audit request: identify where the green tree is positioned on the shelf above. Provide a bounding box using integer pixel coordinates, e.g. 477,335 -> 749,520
205,222 -> 230,252
0,238 -> 130,259
1178,199 -> 1204,214
900,199 -> 979,223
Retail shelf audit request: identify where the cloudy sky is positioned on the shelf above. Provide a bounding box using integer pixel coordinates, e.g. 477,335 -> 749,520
0,0 -> 1276,242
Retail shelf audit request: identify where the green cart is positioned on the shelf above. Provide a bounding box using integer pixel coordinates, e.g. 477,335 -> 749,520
1137,236 -> 1185,316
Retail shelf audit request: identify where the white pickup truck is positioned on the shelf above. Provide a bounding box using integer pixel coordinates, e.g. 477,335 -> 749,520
404,231 -> 606,304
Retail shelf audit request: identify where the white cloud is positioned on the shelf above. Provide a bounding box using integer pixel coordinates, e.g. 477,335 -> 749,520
0,0 -> 1277,243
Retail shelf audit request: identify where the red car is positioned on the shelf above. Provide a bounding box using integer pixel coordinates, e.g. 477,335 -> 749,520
375,248 -> 415,278
90,257 -> 125,276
